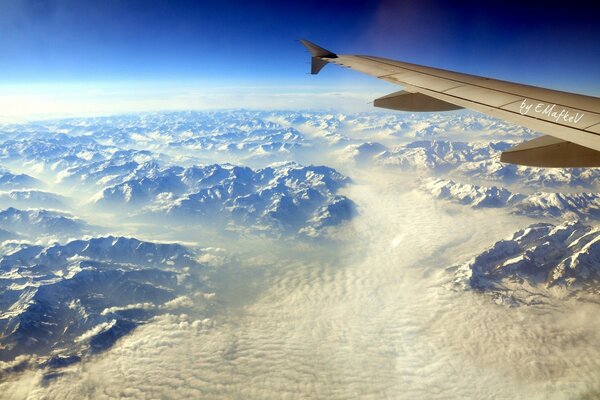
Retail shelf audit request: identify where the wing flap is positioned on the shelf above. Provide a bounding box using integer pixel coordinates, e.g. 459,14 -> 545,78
500,135 -> 600,167
374,91 -> 463,112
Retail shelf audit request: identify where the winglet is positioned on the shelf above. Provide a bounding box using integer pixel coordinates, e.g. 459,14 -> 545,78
300,39 -> 337,58
300,39 -> 337,74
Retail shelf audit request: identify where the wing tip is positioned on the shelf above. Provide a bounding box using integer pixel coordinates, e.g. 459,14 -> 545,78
299,39 -> 337,75
299,39 -> 337,59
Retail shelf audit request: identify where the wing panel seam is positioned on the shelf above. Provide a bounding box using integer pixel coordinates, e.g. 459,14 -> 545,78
497,99 -> 523,108
441,84 -> 466,93
584,121 -> 600,130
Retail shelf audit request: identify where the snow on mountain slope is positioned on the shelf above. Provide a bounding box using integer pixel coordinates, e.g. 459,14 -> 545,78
91,164 -> 188,205
0,189 -> 68,210
450,221 -> 600,305
17,112 -> 311,165
455,158 -> 600,188
0,132 -> 161,187
377,139 -> 600,188
0,135 -> 107,169
167,124 -> 307,161
514,192 -> 600,219
422,178 -> 525,208
0,207 -> 91,240
422,178 -> 600,220
0,235 -> 197,269
0,167 -> 41,190
57,158 -> 160,192
0,236 -> 204,365
94,162 -> 356,237
270,111 -> 534,141
2,112 -> 595,190
337,142 -> 388,166
375,140 -> 511,171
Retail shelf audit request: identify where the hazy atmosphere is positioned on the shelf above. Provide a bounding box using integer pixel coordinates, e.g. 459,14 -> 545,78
1,1 -> 599,399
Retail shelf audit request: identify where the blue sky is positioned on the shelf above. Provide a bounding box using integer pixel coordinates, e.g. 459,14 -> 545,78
1,0 -> 599,118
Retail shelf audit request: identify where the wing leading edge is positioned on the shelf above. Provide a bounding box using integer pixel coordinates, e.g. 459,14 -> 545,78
300,39 -> 600,167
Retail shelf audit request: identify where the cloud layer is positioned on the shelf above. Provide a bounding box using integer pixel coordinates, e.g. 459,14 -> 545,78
3,172 -> 599,400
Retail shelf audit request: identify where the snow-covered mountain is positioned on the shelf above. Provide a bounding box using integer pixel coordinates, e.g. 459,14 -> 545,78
514,192 -> 600,219
3,112 -> 597,190
422,178 -> 525,208
167,124 -> 307,161
338,142 -> 388,165
57,158 -> 160,192
375,140 -> 511,171
450,221 -> 600,305
270,111 -> 535,141
0,167 -> 41,190
0,189 -> 68,210
377,139 -> 600,188
1,235 -> 197,269
0,207 -> 91,241
1,112 -> 310,169
456,158 -> 600,188
421,178 -> 600,220
0,236 -> 202,364
93,162 -> 356,237
0,113 -> 365,241
0,134 -> 109,170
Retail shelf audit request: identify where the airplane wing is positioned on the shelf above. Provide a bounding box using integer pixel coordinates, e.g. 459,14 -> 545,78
300,39 -> 600,167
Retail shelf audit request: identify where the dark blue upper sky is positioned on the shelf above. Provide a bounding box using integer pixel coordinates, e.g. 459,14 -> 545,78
1,0 -> 599,95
